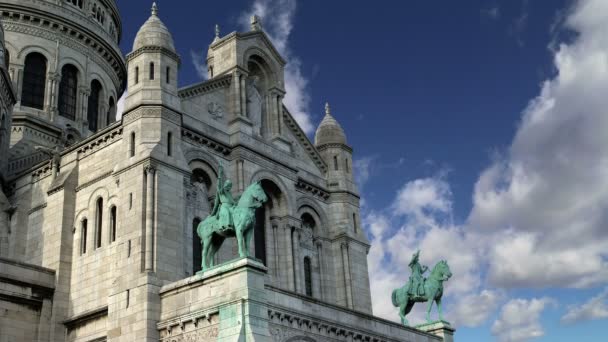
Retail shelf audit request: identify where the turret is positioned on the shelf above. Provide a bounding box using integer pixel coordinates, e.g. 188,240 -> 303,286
124,2 -> 180,113
315,103 -> 356,193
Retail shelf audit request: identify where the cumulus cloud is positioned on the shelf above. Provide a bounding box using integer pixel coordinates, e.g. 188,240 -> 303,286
561,287 -> 608,324
353,157 -> 374,189
451,290 -> 504,328
492,297 -> 555,342
469,0 -> 608,289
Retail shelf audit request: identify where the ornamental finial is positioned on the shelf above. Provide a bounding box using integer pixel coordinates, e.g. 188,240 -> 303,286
251,15 -> 262,31
325,102 -> 331,116
151,2 -> 158,16
215,24 -> 220,39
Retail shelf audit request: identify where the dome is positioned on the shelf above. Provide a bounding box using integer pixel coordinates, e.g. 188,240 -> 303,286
133,3 -> 175,52
315,103 -> 347,146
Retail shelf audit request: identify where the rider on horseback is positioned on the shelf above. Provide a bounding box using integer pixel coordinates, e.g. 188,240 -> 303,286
211,165 -> 235,231
407,250 -> 428,298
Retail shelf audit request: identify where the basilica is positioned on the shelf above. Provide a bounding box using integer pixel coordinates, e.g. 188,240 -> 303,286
0,1 -> 452,341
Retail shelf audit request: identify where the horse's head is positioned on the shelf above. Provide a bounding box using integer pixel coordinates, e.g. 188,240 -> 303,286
242,181 -> 268,208
439,260 -> 452,280
433,260 -> 452,282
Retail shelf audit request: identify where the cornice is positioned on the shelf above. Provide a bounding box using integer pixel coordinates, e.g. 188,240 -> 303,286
182,127 -> 231,155
126,46 -> 181,65
178,74 -> 232,100
317,142 -> 353,153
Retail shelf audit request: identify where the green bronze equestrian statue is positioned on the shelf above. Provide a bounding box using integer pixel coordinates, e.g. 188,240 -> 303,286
196,165 -> 268,271
392,250 -> 452,326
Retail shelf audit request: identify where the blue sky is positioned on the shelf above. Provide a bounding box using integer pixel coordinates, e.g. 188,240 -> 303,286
117,1 -> 608,341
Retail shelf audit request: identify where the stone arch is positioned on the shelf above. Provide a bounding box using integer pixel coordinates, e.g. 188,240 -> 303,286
242,47 -> 281,83
296,197 -> 329,237
17,46 -> 52,63
58,57 -> 86,82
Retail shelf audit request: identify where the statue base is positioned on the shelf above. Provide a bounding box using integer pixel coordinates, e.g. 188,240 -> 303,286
416,321 -> 455,342
158,257 -> 271,341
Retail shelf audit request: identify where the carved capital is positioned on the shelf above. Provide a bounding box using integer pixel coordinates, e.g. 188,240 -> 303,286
144,164 -> 156,175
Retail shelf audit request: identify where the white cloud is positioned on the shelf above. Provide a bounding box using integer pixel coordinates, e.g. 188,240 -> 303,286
451,290 -> 504,328
191,50 -> 208,80
561,287 -> 608,324
469,0 -> 608,289
492,297 -> 555,342
353,156 -> 374,189
116,90 -> 127,120
240,0 -> 314,134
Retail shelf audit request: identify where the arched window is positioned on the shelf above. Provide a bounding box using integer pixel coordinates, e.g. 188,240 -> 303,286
130,132 -> 135,157
58,64 -> 78,120
81,219 -> 88,255
110,206 -> 117,243
166,66 -> 170,84
353,213 -> 358,233
22,53 -> 47,110
193,218 -> 202,275
346,158 -> 350,173
87,80 -> 102,132
304,257 -> 313,297
167,132 -> 172,156
135,66 -> 139,84
149,62 -> 155,80
333,156 -> 339,171
107,97 -> 115,126
95,198 -> 103,249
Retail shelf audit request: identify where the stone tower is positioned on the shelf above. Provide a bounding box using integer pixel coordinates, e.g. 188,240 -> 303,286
315,103 -> 372,312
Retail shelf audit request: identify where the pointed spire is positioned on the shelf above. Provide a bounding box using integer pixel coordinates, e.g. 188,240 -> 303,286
151,2 -> 158,17
325,102 -> 332,116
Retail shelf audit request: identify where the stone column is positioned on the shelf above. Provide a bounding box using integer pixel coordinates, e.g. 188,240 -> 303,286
292,227 -> 301,293
15,67 -> 23,102
316,241 -> 324,301
272,223 -> 279,283
240,75 -> 247,117
145,165 -> 156,272
232,70 -> 242,117
80,87 -> 90,131
276,94 -> 283,135
48,72 -> 60,121
285,224 -> 295,291
341,242 -> 354,308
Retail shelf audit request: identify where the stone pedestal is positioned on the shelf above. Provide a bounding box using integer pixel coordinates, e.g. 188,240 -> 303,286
416,321 -> 455,342
158,257 -> 271,341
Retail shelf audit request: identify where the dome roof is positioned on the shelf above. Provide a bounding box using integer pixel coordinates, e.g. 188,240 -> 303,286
315,103 -> 347,146
133,3 -> 175,52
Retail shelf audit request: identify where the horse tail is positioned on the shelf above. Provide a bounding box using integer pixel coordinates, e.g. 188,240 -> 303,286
392,289 -> 399,307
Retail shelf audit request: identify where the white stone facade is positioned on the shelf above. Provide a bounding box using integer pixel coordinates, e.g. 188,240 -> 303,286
0,2 -> 453,342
